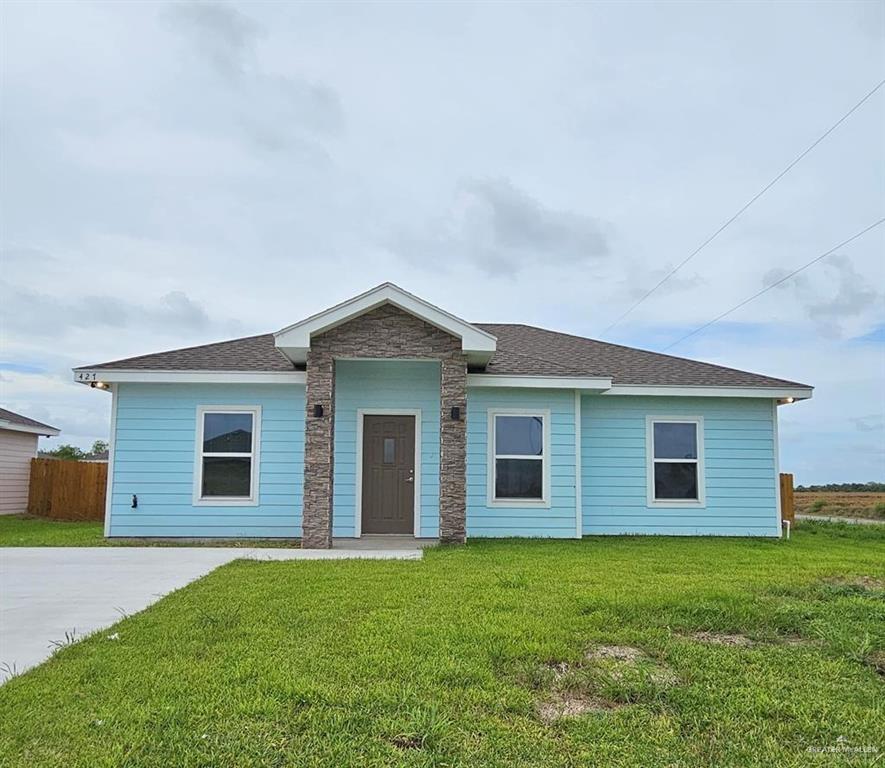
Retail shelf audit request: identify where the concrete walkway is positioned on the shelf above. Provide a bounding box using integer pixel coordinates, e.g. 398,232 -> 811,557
0,544 -> 422,682
796,514 -> 884,526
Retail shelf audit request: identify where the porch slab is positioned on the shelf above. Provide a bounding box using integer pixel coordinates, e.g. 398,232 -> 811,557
332,535 -> 438,551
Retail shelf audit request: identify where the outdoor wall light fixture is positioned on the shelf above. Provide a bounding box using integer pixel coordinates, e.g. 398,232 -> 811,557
450,406 -> 461,421
90,381 -> 109,390
131,494 -> 138,509
313,404 -> 324,418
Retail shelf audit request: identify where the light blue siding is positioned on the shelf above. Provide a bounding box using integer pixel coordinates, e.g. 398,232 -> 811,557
466,388 -> 577,538
332,361 -> 441,537
581,396 -> 779,536
109,383 -> 304,538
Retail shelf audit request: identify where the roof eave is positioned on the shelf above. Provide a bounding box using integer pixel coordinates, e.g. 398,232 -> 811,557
601,384 -> 813,400
73,369 -> 307,385
0,420 -> 60,437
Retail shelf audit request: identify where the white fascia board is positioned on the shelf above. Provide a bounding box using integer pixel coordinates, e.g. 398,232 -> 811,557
601,385 -> 813,400
273,283 -> 497,363
0,421 -> 60,437
467,374 -> 612,390
73,369 -> 306,385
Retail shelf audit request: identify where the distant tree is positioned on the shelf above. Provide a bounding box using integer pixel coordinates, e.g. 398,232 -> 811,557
43,444 -> 87,461
91,440 -> 109,455
795,482 -> 885,493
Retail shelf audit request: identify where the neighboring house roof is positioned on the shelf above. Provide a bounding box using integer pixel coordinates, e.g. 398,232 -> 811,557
75,325 -> 808,389
0,408 -> 60,437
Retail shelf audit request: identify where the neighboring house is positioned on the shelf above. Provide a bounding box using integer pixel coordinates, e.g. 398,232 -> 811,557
74,283 -> 812,545
0,408 -> 60,515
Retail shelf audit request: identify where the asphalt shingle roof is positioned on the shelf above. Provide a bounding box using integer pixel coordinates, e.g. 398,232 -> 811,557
474,324 -> 809,388
77,324 -> 809,389
0,408 -> 59,433
83,334 -> 298,372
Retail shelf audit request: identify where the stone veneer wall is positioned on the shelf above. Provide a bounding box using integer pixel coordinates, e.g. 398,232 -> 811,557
302,304 -> 467,547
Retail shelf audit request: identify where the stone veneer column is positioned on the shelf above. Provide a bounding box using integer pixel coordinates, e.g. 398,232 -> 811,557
439,354 -> 467,543
302,350 -> 334,549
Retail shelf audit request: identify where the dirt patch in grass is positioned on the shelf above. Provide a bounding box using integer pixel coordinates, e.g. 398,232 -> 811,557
528,644 -> 679,722
536,692 -> 623,723
774,635 -> 808,646
823,575 -> 884,591
541,660 -> 572,676
390,735 -> 423,750
583,645 -> 679,685
584,645 -> 644,662
866,651 -> 885,677
689,631 -> 755,647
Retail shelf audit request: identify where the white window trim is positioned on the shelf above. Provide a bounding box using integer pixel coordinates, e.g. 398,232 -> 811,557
487,408 -> 551,508
355,408 -> 422,538
646,415 -> 706,508
193,405 -> 262,507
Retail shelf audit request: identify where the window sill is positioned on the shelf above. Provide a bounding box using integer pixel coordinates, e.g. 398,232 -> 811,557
488,498 -> 551,509
647,499 -> 706,509
193,497 -> 260,507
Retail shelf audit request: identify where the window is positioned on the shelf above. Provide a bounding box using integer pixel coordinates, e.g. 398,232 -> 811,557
489,411 -> 549,505
194,406 -> 261,505
647,417 -> 705,506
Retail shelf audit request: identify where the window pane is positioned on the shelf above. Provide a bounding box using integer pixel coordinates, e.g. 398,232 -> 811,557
203,413 -> 253,453
496,416 -> 543,456
654,462 -> 698,500
495,458 -> 543,499
202,457 -> 251,497
383,438 -> 395,464
653,422 -> 697,459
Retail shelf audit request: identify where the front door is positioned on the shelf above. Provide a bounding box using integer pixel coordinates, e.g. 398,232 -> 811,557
362,415 -> 415,534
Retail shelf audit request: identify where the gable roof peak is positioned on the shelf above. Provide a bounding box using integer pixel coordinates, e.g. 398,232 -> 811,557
273,283 -> 497,365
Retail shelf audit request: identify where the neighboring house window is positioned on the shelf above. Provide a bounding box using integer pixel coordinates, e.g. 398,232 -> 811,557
646,416 -> 705,506
489,410 -> 550,506
194,406 -> 261,506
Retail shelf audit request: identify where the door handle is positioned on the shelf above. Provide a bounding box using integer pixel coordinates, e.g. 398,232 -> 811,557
405,470 -> 414,483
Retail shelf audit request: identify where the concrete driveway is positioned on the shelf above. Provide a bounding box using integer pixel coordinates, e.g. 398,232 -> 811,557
0,544 -> 421,682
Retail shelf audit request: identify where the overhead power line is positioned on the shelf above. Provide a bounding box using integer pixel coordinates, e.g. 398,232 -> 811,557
660,216 -> 885,351
602,77 -> 885,334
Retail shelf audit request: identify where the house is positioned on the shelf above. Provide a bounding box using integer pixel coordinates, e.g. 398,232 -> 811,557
74,283 -> 812,546
0,408 -> 60,515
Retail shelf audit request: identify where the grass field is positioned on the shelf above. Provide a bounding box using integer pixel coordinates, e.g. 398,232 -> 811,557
1,523 -> 883,767
0,515 -> 298,547
795,492 -> 885,520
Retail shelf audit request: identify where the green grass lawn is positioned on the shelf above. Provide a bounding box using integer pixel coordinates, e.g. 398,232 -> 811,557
0,515 -> 298,547
1,524 -> 883,767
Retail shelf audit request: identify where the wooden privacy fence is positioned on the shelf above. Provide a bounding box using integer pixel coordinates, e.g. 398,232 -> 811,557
779,472 -> 794,523
27,458 -> 107,521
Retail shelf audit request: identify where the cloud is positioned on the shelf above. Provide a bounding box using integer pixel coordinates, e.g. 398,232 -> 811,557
0,282 -> 221,338
849,414 -> 885,433
165,1 -> 260,78
763,255 -> 883,338
393,178 -> 612,276
164,1 -> 344,145
620,265 -> 705,301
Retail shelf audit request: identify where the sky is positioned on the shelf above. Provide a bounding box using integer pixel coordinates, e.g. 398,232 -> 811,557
1,1 -> 883,484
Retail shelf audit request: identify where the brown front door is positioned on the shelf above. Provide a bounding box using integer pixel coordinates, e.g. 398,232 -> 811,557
362,415 -> 415,534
